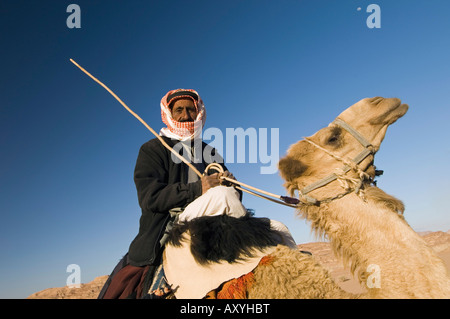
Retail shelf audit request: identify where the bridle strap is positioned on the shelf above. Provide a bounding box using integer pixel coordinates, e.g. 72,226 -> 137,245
298,119 -> 375,205
333,118 -> 372,148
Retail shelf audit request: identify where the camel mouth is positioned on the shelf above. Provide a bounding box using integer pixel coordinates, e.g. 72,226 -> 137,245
387,102 -> 409,124
370,102 -> 409,126
397,103 -> 409,116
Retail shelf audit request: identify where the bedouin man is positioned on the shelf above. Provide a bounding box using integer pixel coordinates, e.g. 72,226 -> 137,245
98,89 -> 241,299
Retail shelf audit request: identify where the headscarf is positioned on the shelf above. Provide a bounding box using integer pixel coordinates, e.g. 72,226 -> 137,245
159,89 -> 206,141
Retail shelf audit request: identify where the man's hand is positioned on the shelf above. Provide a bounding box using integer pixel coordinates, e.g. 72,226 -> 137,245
218,171 -> 236,187
201,173 -> 220,194
201,171 -> 236,194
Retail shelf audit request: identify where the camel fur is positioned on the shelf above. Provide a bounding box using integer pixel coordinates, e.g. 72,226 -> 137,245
165,97 -> 450,299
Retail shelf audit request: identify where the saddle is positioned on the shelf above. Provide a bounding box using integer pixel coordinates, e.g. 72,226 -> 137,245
163,234 -> 277,299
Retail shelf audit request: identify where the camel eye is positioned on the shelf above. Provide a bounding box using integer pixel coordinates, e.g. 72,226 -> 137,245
326,127 -> 342,146
327,135 -> 339,144
327,136 -> 338,144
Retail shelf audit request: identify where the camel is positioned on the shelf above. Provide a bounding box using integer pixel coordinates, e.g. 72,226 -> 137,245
253,96 -> 449,298
164,97 -> 450,299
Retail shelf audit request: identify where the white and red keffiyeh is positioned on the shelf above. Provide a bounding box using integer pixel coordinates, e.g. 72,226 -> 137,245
159,89 -> 206,141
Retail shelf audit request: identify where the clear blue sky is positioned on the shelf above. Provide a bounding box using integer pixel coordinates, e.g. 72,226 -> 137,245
1,0 -> 449,298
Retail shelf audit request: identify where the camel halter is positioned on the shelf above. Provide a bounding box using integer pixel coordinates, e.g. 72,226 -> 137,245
70,59 -> 300,208
298,118 -> 376,205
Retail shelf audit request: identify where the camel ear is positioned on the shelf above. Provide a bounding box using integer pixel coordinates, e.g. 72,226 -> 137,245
278,156 -> 307,182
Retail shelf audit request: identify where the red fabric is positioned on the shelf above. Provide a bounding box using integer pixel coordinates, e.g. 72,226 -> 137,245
216,271 -> 255,299
102,265 -> 150,299
204,255 -> 276,299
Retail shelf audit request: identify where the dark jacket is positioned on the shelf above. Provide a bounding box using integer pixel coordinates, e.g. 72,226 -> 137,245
127,136 -> 229,266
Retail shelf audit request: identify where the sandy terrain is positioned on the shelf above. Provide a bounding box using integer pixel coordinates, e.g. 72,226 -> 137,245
27,231 -> 450,299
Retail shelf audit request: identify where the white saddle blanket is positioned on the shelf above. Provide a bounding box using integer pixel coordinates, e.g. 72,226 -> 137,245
163,236 -> 276,299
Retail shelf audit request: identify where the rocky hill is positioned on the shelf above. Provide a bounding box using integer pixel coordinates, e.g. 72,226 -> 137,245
27,275 -> 108,299
27,231 -> 450,299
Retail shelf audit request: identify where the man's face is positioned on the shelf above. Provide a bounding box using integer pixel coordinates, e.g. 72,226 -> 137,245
170,98 -> 198,122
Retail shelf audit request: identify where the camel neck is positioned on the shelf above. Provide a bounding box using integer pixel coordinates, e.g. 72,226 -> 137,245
301,191 -> 449,298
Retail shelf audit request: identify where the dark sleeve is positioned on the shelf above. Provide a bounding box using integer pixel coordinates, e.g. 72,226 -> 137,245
134,142 -> 202,214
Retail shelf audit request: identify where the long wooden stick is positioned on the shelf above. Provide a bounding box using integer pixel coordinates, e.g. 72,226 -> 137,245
69,58 -> 203,177
70,59 -> 298,207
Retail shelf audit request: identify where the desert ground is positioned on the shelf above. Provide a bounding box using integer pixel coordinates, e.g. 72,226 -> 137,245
27,230 -> 450,299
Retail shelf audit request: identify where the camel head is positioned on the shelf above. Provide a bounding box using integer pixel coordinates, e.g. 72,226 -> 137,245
279,97 -> 408,201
